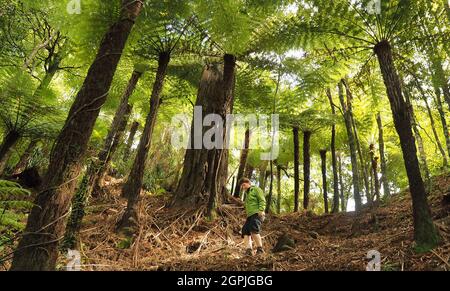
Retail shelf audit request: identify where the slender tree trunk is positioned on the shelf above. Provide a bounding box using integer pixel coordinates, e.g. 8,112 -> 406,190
343,80 -> 371,202
327,89 -> 340,213
123,121 -> 139,160
93,70 -> 142,193
434,88 -> 450,161
432,57 -> 450,112
338,154 -> 346,212
244,164 -> 254,180
376,113 -> 391,197
293,126 -> 300,212
94,104 -> 132,192
233,128 -> 250,197
172,55 -> 236,212
352,114 -> 371,202
12,139 -> 38,175
10,0 -> 143,271
319,150 -> 328,214
370,144 -> 380,202
117,52 -> 170,230
444,0 -> 450,24
258,162 -> 268,191
414,77 -> 448,167
303,130 -> 312,210
276,164 -> 281,214
374,40 -> 441,249
404,86 -> 431,186
422,92 -> 448,168
338,80 -> 362,211
265,160 -> 274,213
0,131 -> 21,175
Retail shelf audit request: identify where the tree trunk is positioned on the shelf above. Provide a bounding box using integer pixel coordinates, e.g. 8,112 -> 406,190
352,114 -> 371,202
244,164 -> 254,180
432,56 -> 450,111
117,52 -> 170,230
293,126 -> 300,212
338,80 -> 362,211
343,80 -> 371,202
0,130 -> 21,175
265,160 -> 274,213
376,113 -> 391,197
276,164 -> 281,214
205,54 -> 237,218
94,103 -> 132,193
123,121 -> 139,160
12,139 -> 38,175
172,55 -> 236,213
338,154 -> 346,212
326,88 -> 340,213
258,162 -> 269,192
62,104 -> 133,250
93,70 -> 142,193
370,144 -> 380,202
303,130 -> 312,210
422,91 -> 448,168
10,0 -> 143,271
434,88 -> 450,161
404,86 -> 431,186
233,127 -> 250,197
374,40 -> 441,249
319,150 -> 328,214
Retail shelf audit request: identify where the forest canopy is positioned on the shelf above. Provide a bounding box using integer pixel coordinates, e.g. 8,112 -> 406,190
0,0 -> 449,271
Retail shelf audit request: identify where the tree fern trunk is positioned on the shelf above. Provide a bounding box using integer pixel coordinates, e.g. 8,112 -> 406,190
94,103 -> 132,194
92,70 -> 142,194
374,40 -> 440,249
343,80 -> 371,203
258,162 -> 268,192
172,55 -> 236,212
265,160 -> 274,214
338,154 -> 346,212
10,0 -> 143,271
276,164 -> 281,214
404,86 -> 431,186
326,89 -> 340,213
376,113 -> 390,197
0,130 -> 20,175
293,126 -> 300,212
117,52 -> 170,230
338,81 -> 362,211
123,121 -> 139,160
303,130 -> 312,210
370,144 -> 380,202
421,90 -> 448,168
233,127 -> 250,197
12,139 -> 38,175
206,54 -> 236,218
319,150 -> 328,214
244,164 -> 254,180
434,88 -> 450,161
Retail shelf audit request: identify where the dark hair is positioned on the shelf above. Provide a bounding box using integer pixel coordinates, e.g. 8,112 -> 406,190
239,177 -> 251,186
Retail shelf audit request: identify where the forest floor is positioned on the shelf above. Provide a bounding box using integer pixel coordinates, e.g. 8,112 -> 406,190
58,172 -> 450,271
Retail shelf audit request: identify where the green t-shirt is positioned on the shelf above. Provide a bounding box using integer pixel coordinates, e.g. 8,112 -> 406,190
243,186 -> 266,217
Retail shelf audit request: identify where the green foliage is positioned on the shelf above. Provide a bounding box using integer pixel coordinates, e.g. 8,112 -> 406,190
0,180 -> 32,253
